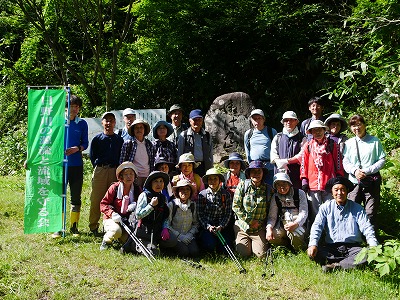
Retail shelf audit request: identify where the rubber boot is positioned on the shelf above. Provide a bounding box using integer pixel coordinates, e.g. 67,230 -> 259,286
70,211 -> 80,236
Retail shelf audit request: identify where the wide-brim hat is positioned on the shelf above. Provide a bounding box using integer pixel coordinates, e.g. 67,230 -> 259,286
101,111 -> 115,120
168,104 -> 183,115
154,157 -> 175,170
223,152 -> 246,170
280,111 -> 298,124
306,119 -> 329,134
245,160 -> 268,179
273,172 -> 293,189
172,179 -> 196,198
325,176 -> 354,193
128,119 -> 151,137
202,167 -> 225,185
250,109 -> 265,119
152,120 -> 174,139
324,113 -> 348,132
176,153 -> 200,169
144,171 -> 170,191
116,161 -> 138,179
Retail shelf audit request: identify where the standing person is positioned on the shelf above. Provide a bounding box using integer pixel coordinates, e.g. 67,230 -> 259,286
117,108 -> 136,141
324,113 -> 348,155
119,119 -> 154,188
172,153 -> 205,201
300,120 -> 344,224
53,95 -> 89,238
163,179 -> 200,258
232,160 -> 273,258
244,109 -> 277,186
270,111 -> 306,189
266,173 -> 308,251
222,152 -> 247,198
300,96 -> 326,140
307,177 -> 378,272
178,109 -> 213,177
152,120 -> 177,166
342,115 -> 386,228
99,162 -> 141,251
89,112 -> 124,236
197,168 -> 233,253
135,171 -> 171,256
167,104 -> 188,147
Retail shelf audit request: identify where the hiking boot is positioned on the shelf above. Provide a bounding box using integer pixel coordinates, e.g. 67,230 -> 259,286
51,231 -> 62,238
91,229 -> 103,238
322,263 -> 340,273
100,240 -> 109,251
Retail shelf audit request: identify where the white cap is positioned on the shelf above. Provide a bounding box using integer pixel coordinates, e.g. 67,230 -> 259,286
123,108 -> 136,116
281,111 -> 298,124
250,109 -> 265,118
273,172 -> 293,189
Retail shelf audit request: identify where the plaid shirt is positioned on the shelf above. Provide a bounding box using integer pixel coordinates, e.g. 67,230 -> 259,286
119,138 -> 155,171
197,187 -> 232,230
152,139 -> 178,165
232,180 -> 272,234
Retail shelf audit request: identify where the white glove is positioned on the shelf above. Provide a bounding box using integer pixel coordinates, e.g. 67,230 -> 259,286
111,212 -> 121,223
275,159 -> 289,170
127,203 -> 136,213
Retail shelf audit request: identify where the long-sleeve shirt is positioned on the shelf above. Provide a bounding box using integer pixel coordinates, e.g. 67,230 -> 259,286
266,188 -> 308,229
66,117 -> 89,167
89,132 -> 123,167
342,134 -> 386,185
197,187 -> 232,230
232,180 -> 272,233
308,199 -> 378,247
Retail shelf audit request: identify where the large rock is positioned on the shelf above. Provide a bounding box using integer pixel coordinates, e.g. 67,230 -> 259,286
204,92 -> 254,163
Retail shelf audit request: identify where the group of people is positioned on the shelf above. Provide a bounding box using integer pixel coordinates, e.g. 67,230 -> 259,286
60,95 -> 385,273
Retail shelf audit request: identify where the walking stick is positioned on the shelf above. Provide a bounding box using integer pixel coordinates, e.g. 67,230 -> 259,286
120,221 -> 156,263
215,230 -> 246,274
262,247 -> 275,278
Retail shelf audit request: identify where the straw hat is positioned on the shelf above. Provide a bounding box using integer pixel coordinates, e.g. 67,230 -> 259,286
172,179 -> 196,198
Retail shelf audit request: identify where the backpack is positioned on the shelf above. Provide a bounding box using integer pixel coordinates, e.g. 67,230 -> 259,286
199,188 -> 228,209
246,126 -> 274,152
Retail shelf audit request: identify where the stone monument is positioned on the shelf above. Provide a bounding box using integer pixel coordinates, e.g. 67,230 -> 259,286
204,92 -> 254,163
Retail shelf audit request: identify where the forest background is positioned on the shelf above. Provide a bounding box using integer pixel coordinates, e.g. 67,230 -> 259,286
0,0 -> 400,280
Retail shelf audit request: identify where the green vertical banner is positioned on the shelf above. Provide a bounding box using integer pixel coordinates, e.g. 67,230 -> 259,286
24,89 -> 66,234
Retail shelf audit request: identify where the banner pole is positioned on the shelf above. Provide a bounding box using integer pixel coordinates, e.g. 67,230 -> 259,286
62,86 -> 71,237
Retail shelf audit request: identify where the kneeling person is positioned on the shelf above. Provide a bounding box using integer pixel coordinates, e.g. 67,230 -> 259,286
266,172 -> 308,251
307,176 -> 378,272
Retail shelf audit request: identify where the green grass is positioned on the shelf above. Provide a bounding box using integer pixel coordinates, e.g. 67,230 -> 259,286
0,175 -> 399,300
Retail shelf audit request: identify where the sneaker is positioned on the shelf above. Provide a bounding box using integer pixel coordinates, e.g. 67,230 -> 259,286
70,225 -> 80,237
91,229 -> 103,238
51,231 -> 62,239
322,263 -> 340,273
100,241 -> 108,251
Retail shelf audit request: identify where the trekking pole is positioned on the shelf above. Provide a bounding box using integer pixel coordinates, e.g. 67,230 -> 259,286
214,230 -> 246,274
262,247 -> 275,278
120,222 -> 156,263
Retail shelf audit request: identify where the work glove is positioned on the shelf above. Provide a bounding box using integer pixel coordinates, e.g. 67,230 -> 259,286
275,159 -> 289,171
111,212 -> 121,223
127,203 -> 136,213
292,226 -> 305,237
301,184 -> 309,194
161,228 -> 170,241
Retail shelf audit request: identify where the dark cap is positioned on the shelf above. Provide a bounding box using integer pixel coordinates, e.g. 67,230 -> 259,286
325,176 -> 354,193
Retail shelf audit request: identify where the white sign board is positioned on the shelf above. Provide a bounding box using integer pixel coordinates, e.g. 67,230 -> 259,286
83,109 -> 166,154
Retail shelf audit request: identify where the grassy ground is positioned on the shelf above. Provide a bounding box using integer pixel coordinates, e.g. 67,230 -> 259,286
0,175 -> 399,300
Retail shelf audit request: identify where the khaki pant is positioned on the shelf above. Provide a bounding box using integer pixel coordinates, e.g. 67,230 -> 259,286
89,166 -> 117,231
268,223 -> 307,251
234,224 -> 267,258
